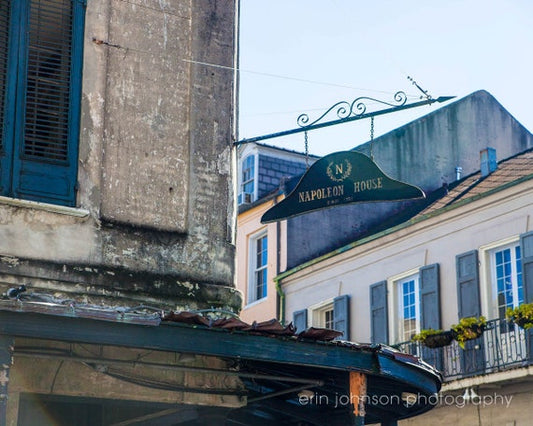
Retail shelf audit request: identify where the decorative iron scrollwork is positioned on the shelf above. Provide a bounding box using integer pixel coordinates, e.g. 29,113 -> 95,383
297,91 -> 408,128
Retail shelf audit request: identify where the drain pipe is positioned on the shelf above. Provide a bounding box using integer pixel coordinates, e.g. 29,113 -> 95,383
274,181 -> 286,325
275,276 -> 285,326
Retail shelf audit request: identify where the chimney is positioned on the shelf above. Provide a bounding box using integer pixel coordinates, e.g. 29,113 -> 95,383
480,147 -> 497,177
455,166 -> 463,181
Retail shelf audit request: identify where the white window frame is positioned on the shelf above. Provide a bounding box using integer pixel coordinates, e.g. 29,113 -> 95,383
480,236 -> 522,320
308,298 -> 334,329
247,230 -> 268,304
239,154 -> 257,203
484,238 -> 523,320
388,269 -> 420,344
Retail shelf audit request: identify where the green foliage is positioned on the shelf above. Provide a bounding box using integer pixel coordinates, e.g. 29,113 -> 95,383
506,303 -> 533,329
411,329 -> 454,348
411,328 -> 445,343
451,316 -> 486,349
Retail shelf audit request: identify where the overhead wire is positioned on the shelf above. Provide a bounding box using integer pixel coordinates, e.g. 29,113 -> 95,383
183,58 -> 418,96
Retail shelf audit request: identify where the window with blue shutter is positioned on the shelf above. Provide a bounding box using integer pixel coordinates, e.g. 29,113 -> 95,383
521,231 -> 533,304
293,309 -> 307,334
396,274 -> 420,343
489,243 -> 523,318
419,264 -> 443,370
456,250 -> 481,319
333,294 -> 350,341
0,0 -> 86,206
419,264 -> 440,330
456,250 -> 485,375
519,231 -> 533,361
370,281 -> 388,344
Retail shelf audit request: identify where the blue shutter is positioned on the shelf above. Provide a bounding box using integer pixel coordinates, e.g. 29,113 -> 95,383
333,294 -> 350,340
456,250 -> 481,318
0,0 -> 85,206
0,0 -> 14,194
11,0 -> 85,206
293,309 -> 307,334
419,264 -> 440,330
456,250 -> 484,375
521,231 -> 533,304
419,264 -> 443,370
519,232 -> 533,361
370,281 -> 388,344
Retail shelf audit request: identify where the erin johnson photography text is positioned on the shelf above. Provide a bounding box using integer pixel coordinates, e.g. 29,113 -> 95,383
298,392 -> 513,409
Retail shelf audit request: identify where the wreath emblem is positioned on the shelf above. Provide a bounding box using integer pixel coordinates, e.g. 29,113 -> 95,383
326,160 -> 352,182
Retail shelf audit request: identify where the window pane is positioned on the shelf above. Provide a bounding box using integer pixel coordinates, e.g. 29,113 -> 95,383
250,234 -> 267,302
24,0 -> 73,162
493,245 -> 522,316
516,246 -> 523,305
242,156 -> 254,195
398,275 -> 419,342
324,309 -> 334,330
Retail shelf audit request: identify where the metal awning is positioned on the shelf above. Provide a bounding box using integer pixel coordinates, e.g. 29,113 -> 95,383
0,300 -> 441,425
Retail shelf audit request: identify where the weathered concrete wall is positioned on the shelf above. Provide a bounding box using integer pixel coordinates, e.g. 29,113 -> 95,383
5,337 -> 245,425
100,0 -> 192,232
0,0 -> 240,311
287,91 -> 533,269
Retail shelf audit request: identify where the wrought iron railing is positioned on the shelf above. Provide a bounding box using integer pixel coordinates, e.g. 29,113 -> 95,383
394,318 -> 533,381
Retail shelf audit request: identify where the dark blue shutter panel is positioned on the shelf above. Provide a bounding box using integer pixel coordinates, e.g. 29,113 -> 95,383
521,231 -> 533,304
520,232 -> 533,361
293,309 -> 307,334
0,1 -> 12,194
333,294 -> 350,340
11,0 -> 85,206
456,250 -> 481,318
419,264 -> 443,371
420,264 -> 440,330
456,250 -> 484,374
370,281 -> 388,344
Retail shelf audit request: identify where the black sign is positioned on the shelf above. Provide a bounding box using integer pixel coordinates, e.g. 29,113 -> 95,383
261,151 -> 425,223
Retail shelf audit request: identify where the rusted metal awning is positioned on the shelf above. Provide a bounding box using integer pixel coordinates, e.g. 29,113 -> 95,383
0,297 -> 441,425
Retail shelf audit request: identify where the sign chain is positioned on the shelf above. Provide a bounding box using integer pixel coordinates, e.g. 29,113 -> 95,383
370,117 -> 375,160
304,130 -> 309,168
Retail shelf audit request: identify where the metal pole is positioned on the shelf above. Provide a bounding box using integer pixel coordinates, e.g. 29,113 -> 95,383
235,96 -> 455,145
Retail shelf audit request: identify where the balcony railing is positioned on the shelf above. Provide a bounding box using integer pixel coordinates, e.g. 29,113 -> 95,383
394,318 -> 533,381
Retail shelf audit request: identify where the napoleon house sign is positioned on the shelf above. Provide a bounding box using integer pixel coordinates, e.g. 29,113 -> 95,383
261,151 -> 425,223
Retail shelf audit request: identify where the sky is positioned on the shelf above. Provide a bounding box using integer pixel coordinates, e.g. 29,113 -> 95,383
238,0 -> 533,157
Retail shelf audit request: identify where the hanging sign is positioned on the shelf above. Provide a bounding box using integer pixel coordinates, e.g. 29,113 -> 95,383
261,151 -> 425,223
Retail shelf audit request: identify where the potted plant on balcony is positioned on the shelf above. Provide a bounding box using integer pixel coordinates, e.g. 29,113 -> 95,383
451,316 -> 487,349
411,328 -> 454,348
506,303 -> 533,329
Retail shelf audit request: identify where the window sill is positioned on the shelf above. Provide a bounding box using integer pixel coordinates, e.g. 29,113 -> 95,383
0,196 -> 90,218
244,297 -> 267,310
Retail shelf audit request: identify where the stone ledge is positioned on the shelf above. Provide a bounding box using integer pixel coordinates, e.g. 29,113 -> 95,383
0,256 -> 242,314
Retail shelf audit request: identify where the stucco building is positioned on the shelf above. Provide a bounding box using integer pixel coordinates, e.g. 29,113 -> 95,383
0,0 -> 242,423
273,94 -> 533,425
236,142 -> 314,322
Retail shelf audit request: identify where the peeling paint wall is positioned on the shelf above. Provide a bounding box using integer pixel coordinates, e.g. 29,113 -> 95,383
0,0 -> 240,312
